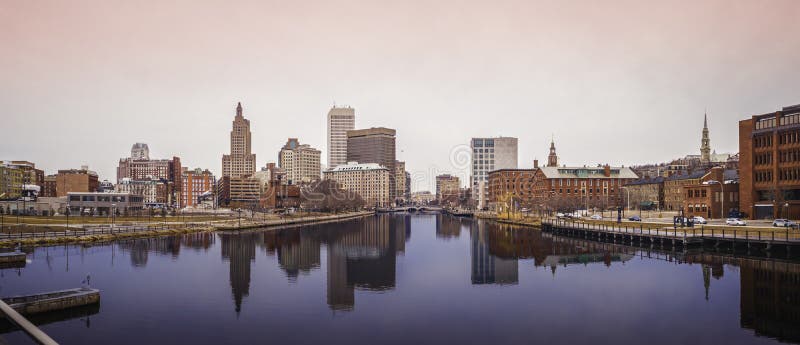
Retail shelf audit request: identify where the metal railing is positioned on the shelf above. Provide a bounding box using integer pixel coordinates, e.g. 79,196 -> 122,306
542,218 -> 800,243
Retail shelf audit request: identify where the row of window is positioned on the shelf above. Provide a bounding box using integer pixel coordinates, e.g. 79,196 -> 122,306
755,171 -> 773,182
779,149 -> 800,163
779,168 -> 800,181
756,117 -> 776,130
755,153 -> 773,165
778,130 -> 800,145
779,113 -> 800,126
687,189 -> 708,198
68,195 -> 139,203
754,135 -> 773,148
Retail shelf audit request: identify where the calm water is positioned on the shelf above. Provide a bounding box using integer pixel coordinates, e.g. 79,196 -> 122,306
1,214 -> 798,345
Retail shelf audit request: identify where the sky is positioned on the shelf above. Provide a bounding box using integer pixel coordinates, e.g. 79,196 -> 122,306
2,0 -> 799,192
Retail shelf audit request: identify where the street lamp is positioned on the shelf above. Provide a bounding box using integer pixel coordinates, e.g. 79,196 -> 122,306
111,203 -> 117,229
620,186 -> 631,214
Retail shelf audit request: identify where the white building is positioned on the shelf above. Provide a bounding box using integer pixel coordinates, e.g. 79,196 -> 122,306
323,162 -> 390,207
131,143 -> 150,160
470,137 -> 518,206
279,138 -> 321,184
326,106 -> 355,169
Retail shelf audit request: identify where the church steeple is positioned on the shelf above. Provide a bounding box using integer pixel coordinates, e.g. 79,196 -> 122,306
701,112 -> 711,163
547,135 -> 559,167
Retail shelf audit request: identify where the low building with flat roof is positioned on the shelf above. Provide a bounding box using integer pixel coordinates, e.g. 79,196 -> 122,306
67,192 -> 144,216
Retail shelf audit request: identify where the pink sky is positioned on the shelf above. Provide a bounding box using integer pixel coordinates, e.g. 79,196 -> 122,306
2,0 -> 799,191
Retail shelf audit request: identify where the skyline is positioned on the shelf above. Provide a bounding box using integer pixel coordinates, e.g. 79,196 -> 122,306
2,0 -> 800,192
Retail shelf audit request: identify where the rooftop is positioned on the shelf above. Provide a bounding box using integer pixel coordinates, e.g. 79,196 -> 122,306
327,162 -> 387,172
539,166 -> 638,179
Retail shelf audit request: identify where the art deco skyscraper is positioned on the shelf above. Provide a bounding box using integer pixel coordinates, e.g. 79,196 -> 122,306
222,102 -> 256,178
327,106 -> 355,169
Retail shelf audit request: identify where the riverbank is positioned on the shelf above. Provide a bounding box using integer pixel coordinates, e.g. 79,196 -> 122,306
214,211 -> 373,231
0,211 -> 373,248
479,214 -> 543,227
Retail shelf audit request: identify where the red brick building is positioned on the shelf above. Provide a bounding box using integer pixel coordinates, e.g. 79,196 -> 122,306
487,169 -> 536,210
739,104 -> 800,219
683,167 -> 740,219
181,168 -> 215,208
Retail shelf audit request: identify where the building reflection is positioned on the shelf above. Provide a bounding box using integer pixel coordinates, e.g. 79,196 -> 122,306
325,215 -> 408,310
263,229 -> 321,281
117,236 -> 183,267
687,254 -> 800,343
481,222 -> 633,277
471,221 -> 518,285
219,232 -> 262,315
436,215 -> 464,239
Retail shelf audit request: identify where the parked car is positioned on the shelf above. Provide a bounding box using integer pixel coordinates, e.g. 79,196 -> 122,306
590,214 -> 602,220
628,215 -> 642,221
726,218 -> 747,226
772,219 -> 797,227
692,216 -> 707,224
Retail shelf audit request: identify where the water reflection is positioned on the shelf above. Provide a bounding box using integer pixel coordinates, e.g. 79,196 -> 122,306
219,232 -> 259,314
2,215 -> 800,344
471,221 -> 518,285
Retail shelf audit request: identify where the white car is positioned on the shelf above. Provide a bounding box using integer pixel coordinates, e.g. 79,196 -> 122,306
692,216 -> 707,224
589,215 -> 602,220
725,218 -> 746,226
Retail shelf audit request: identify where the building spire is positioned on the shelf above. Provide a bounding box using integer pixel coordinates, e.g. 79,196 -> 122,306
236,102 -> 243,117
701,111 -> 711,163
547,135 -> 558,167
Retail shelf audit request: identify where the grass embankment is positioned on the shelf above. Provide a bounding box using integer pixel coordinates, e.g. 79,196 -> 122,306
0,226 -> 216,248
3,215 -> 232,225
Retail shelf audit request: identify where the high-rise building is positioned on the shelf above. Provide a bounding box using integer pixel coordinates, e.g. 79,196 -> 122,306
470,137 -> 518,204
327,106 -> 355,169
278,138 -> 321,184
701,113 -> 711,164
347,127 -> 397,201
131,143 -> 150,160
222,102 -> 257,178
395,161 -> 408,202
323,162 -> 390,207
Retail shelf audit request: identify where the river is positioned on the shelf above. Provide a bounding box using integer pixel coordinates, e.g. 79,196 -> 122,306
1,214 -> 797,344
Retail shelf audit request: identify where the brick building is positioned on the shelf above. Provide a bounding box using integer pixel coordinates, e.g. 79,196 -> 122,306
487,169 -> 536,210
181,168 -> 215,208
56,168 -> 99,197
739,104 -> 800,219
117,154 -> 182,207
622,176 -> 665,210
683,167 -> 740,219
663,171 -> 705,211
42,175 -> 57,197
436,174 -> 461,206
532,165 -> 638,213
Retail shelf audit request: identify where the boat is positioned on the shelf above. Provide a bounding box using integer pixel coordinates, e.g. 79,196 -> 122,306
2,288 -> 100,315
